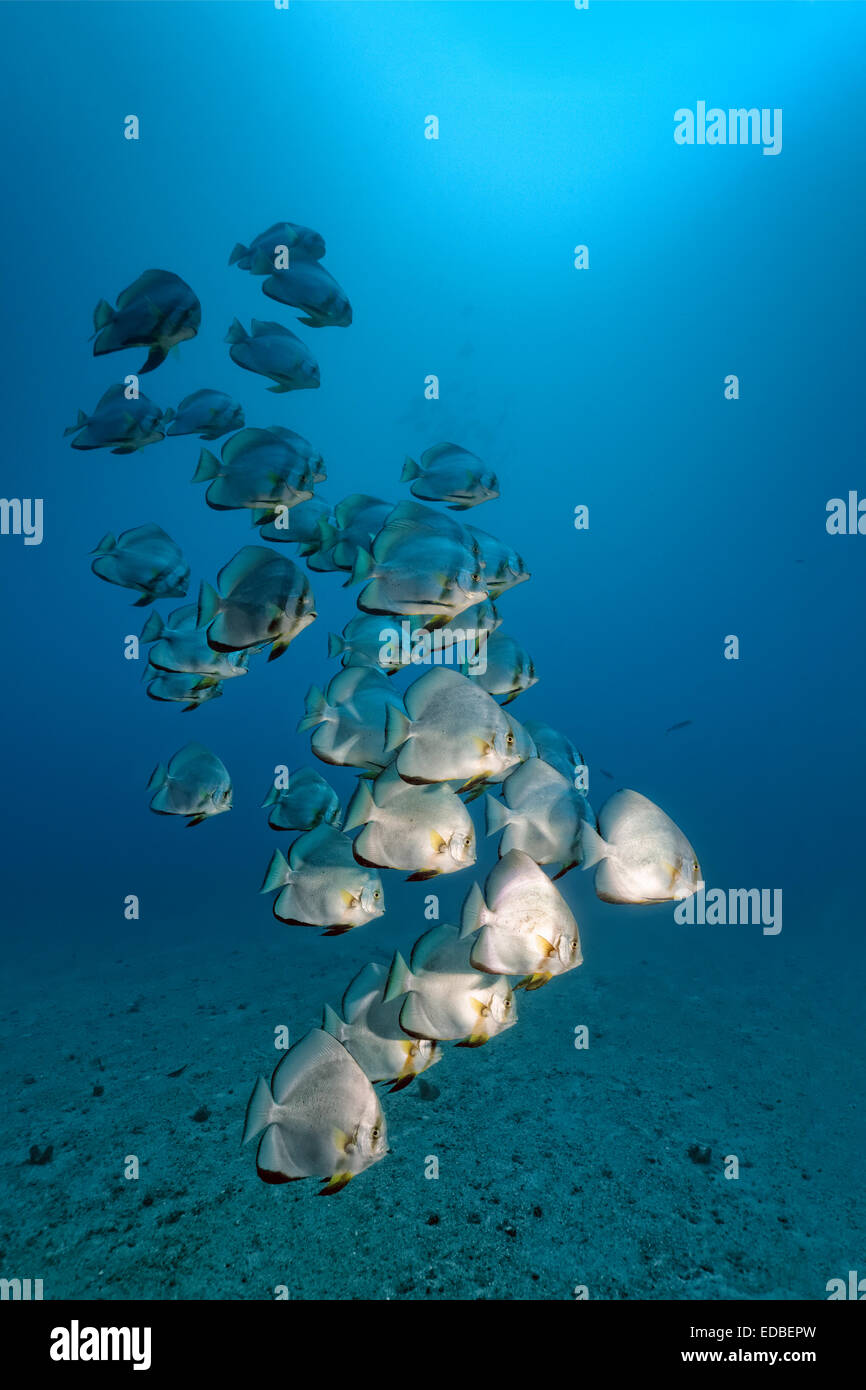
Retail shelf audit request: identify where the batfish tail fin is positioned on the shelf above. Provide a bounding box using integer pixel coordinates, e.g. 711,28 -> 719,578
242,1075 -> 276,1145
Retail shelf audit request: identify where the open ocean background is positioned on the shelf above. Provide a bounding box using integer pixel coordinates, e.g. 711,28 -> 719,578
1,0 -> 864,1300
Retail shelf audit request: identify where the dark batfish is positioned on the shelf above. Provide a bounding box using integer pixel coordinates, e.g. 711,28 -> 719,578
91,269 -> 201,374
262,261 -> 352,328
90,523 -> 189,606
64,384 -> 165,454
163,390 -> 244,441
230,221 -> 326,274
225,318 -> 320,393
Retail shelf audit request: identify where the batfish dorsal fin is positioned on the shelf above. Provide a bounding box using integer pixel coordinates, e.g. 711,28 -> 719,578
334,494 -> 387,530
289,822 -> 350,869
269,1028 -> 350,1106
341,962 -> 386,1022
217,544 -> 278,595
410,921 -> 461,972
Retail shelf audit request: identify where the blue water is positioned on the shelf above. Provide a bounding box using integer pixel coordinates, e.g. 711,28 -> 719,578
1,0 -> 864,1301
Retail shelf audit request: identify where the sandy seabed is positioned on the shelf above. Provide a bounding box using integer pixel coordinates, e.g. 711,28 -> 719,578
1,907 -> 861,1302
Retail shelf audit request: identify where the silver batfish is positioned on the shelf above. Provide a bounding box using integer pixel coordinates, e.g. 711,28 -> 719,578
461,849 -> 582,989
383,668 -> 524,786
299,667 -> 405,773
345,763 -> 476,879
140,604 -> 249,679
197,545 -> 316,660
484,756 -> 591,875
384,922 -> 517,1047
243,1028 -> 386,1194
581,789 -> 701,904
261,823 -> 384,934
322,962 -> 441,1092
401,443 -> 499,510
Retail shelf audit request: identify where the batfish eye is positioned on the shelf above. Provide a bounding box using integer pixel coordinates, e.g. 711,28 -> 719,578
506,732 -> 515,746
371,1127 -> 380,1141
504,998 -> 512,1010
464,837 -> 472,848
373,889 -> 381,899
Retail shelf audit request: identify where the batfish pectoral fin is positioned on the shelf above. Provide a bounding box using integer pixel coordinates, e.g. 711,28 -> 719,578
139,343 -> 168,374
332,1127 -> 354,1154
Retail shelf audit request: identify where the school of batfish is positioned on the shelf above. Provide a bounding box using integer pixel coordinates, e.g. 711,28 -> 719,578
80,219 -> 703,1195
